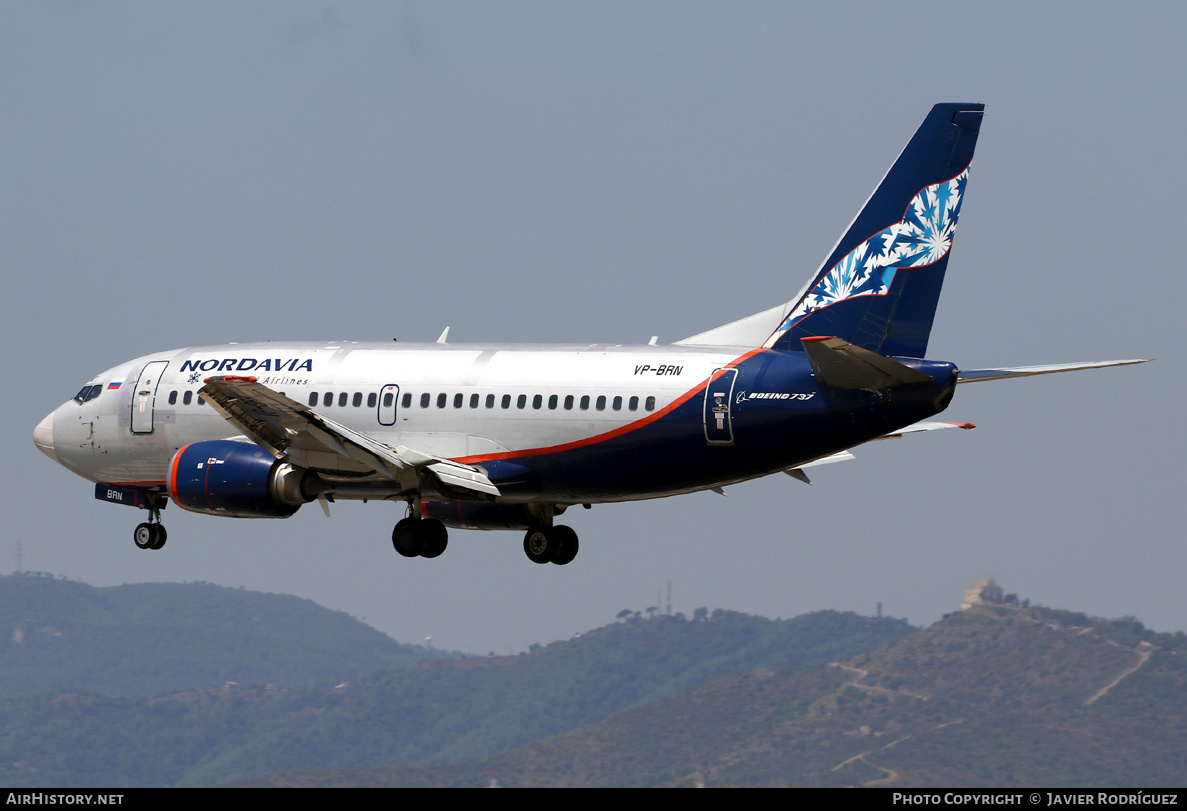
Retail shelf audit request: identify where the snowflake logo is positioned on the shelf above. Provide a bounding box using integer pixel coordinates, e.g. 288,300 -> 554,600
772,166 -> 968,341
187,372 -> 201,384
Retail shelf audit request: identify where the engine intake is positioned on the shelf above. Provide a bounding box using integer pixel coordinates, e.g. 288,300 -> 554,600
168,440 -> 315,518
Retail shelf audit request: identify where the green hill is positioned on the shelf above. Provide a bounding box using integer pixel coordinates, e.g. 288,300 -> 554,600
295,601 -> 1186,787
0,573 -> 438,698
0,602 -> 910,787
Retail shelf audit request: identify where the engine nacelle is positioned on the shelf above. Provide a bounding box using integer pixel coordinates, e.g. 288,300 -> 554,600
168,440 -> 314,518
422,502 -> 544,530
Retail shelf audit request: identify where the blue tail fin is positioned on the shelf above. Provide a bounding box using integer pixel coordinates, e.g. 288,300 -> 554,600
767,103 -> 983,358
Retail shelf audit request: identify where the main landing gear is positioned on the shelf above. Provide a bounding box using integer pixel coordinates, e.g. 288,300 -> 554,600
133,493 -> 168,550
523,525 -> 579,566
389,508 -> 581,565
392,516 -> 449,559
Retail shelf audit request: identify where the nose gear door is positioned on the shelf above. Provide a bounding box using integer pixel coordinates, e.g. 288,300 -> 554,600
130,361 -> 169,434
703,368 -> 738,446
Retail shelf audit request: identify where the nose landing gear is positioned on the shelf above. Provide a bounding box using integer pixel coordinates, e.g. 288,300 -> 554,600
133,522 -> 167,550
133,493 -> 168,550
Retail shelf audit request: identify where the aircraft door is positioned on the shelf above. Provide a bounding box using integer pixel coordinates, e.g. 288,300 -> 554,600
703,368 -> 738,446
130,361 -> 169,435
377,384 -> 399,426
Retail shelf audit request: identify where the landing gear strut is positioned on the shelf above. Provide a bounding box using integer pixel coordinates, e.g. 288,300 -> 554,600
523,525 -> 579,565
392,515 -> 449,558
133,494 -> 168,550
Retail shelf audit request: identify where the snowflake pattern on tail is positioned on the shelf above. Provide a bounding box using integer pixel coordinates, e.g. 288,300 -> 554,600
770,166 -> 969,343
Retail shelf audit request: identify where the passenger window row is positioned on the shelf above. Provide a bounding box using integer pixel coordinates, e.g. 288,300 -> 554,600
163,387 -> 658,415
165,390 -> 287,407
306,391 -> 381,409
307,391 -> 658,413
167,390 -> 206,406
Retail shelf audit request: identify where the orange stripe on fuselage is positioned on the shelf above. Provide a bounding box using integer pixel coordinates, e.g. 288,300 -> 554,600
455,348 -> 765,464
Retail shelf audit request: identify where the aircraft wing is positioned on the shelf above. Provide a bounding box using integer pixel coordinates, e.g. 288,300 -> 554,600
957,359 -> 1149,383
198,376 -> 500,497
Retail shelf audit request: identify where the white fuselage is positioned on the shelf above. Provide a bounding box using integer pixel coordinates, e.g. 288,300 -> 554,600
41,341 -> 749,494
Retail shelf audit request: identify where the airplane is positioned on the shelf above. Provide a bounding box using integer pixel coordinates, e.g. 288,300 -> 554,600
33,103 -> 1146,565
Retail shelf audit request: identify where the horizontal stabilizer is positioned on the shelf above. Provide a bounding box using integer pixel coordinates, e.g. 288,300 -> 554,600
798,450 -> 858,468
784,450 -> 857,485
801,336 -> 933,390
869,420 -> 976,440
957,359 -> 1149,384
783,421 -> 975,484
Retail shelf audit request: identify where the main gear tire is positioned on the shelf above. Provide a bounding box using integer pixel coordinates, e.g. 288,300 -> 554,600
392,517 -> 424,557
549,525 -> 579,565
523,527 -> 552,564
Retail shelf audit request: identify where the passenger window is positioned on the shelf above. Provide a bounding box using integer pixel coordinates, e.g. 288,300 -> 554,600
596,395 -> 606,411
629,396 -> 639,411
564,395 -> 574,410
323,392 -> 333,408
383,392 -> 394,408
580,395 -> 590,411
197,395 -> 206,406
369,393 -> 378,408
613,395 -> 622,411
517,394 -> 527,409
338,392 -> 348,407
183,391 -> 193,405
454,393 -> 463,408
485,394 -> 495,408
401,393 -> 411,408
548,394 -> 558,410
645,396 -> 656,411
420,393 -> 430,408
168,391 -> 177,405
309,393 -> 319,406
437,393 -> 447,408
470,393 -> 479,408
353,392 -> 362,407
532,394 -> 542,409
501,394 -> 511,409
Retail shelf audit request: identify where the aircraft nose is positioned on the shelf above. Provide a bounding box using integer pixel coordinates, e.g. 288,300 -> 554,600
33,412 -> 57,463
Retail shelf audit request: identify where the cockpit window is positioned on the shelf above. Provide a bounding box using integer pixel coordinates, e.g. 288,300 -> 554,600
73,385 -> 102,404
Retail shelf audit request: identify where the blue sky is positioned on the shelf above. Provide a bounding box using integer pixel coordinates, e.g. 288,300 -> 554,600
3,2 -> 1179,654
